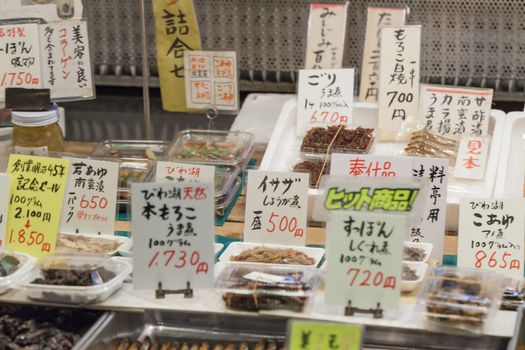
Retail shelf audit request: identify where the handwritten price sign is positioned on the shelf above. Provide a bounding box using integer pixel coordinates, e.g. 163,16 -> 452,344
288,320 -> 362,350
458,198 -> 525,279
6,155 -> 69,258
131,182 -> 215,290
244,170 -> 309,246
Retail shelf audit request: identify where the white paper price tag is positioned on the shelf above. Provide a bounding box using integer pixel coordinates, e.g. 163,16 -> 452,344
378,25 -> 421,141
39,20 -> 94,100
330,154 -> 449,260
458,198 -> 525,279
132,182 -> 215,290
59,158 -> 119,235
297,68 -> 354,135
325,211 -> 405,310
184,50 -> 239,111
244,170 -> 309,246
0,174 -> 9,248
359,7 -> 406,103
304,3 -> 348,69
454,136 -> 490,180
156,161 -> 215,183
0,23 -> 43,100
419,84 -> 492,138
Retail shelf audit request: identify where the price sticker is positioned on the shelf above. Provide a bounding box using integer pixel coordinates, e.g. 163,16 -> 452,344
59,158 -> 119,235
6,154 -> 69,258
244,170 -> 309,246
458,198 -> 525,279
0,174 -> 9,248
288,320 -> 362,350
132,182 -> 215,290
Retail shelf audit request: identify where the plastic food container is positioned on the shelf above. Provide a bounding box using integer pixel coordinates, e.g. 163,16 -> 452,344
0,252 -> 34,295
300,126 -> 375,159
419,266 -> 503,331
220,242 -> 325,268
217,264 -> 320,312
401,261 -> 427,293
216,177 -> 242,217
93,140 -> 168,160
19,255 -> 132,304
56,233 -> 132,256
117,159 -> 155,212
215,165 -> 241,203
166,130 -> 255,165
403,242 -> 433,263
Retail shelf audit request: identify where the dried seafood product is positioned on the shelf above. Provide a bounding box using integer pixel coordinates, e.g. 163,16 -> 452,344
230,247 -> 315,265
405,129 -> 458,162
402,264 -> 419,281
111,338 -> 284,350
0,254 -> 21,277
32,267 -> 116,286
176,140 -> 245,161
300,126 -> 374,154
403,246 -> 426,262
56,234 -> 122,254
501,286 -> 525,311
292,160 -> 329,188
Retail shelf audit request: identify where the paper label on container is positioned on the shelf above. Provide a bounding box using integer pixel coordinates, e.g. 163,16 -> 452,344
156,161 -> 215,183
419,84 -> 492,138
288,320 -> 362,350
132,182 -> 215,290
359,7 -> 406,103
39,20 -> 94,100
296,68 -> 354,135
458,198 -> 525,279
454,136 -> 490,180
305,3 -> 348,69
13,146 -> 48,157
0,23 -> 42,101
330,154 -> 448,261
0,174 -> 9,248
244,170 -> 309,246
325,210 -> 405,309
184,50 -> 239,111
59,158 -> 119,235
378,25 -> 421,141
6,155 -> 69,258
153,0 -> 202,112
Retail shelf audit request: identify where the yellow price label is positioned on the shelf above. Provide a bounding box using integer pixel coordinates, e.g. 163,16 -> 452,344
6,155 -> 69,259
288,321 -> 362,350
153,0 -> 202,112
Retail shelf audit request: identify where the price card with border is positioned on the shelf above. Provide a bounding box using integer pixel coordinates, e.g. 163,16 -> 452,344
155,161 -> 215,184
378,25 -> 421,141
330,154 -> 449,261
325,210 -> 405,310
454,136 -> 490,180
244,170 -> 309,246
184,50 -> 239,111
59,158 -> 118,235
305,3 -> 348,69
0,23 -> 42,101
288,320 -> 362,350
297,68 -> 354,135
419,84 -> 493,138
0,173 -> 9,248
6,154 -> 69,258
458,198 -> 525,279
359,7 -> 406,103
132,182 -> 215,290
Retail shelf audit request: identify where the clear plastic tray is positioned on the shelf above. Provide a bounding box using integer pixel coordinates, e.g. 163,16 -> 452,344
300,126 -> 375,159
93,140 -> 168,160
166,130 -> 255,165
117,159 -> 155,205
419,266 -> 503,330
0,252 -> 34,295
56,233 -> 132,256
216,264 -> 320,312
19,255 -> 132,304
216,177 -> 242,216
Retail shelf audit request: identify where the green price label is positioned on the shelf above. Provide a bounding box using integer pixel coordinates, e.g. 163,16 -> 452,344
288,320 -> 362,350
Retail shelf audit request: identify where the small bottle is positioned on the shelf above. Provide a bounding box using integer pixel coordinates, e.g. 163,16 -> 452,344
11,105 -> 64,156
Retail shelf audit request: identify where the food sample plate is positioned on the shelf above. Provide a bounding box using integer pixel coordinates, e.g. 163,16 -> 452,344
261,98 -> 505,230
403,241 -> 433,263
401,261 -> 427,293
0,252 -> 34,295
219,242 -> 325,268
56,233 -> 132,256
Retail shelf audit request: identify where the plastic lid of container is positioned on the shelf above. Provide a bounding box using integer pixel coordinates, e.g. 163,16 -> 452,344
11,105 -> 59,127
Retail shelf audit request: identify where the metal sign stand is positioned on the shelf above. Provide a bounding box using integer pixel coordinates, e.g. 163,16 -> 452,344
155,281 -> 194,299
139,0 -> 152,140
345,301 -> 384,319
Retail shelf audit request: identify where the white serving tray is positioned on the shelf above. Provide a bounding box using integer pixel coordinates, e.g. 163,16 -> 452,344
401,261 -> 427,293
495,112 -> 525,198
403,241 -> 433,264
219,242 -> 325,268
260,98 -> 505,231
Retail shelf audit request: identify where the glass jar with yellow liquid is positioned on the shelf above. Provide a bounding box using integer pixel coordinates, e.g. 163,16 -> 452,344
11,106 -> 64,156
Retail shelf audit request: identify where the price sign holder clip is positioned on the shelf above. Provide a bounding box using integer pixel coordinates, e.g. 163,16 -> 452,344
206,105 -> 219,131
155,281 -> 194,299
345,300 -> 383,319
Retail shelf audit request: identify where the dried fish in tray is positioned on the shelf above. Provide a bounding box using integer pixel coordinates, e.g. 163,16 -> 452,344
300,125 -> 374,156
230,247 -> 315,265
110,336 -> 285,350
405,129 -> 458,163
